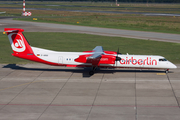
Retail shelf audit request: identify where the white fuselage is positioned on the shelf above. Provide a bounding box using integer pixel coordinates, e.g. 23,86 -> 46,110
31,46 -> 177,69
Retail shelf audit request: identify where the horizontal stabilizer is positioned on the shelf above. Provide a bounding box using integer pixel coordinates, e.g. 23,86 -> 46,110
4,28 -> 24,33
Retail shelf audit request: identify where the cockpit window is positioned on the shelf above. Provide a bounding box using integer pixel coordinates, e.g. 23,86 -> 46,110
159,58 -> 167,61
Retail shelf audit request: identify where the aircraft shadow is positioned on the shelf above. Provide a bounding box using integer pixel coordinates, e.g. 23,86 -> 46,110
3,64 -> 169,78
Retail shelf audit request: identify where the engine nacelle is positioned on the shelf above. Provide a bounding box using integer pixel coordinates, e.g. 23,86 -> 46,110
75,54 -> 116,65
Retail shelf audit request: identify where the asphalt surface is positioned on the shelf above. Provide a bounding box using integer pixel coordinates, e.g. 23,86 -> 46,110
0,63 -> 180,120
0,18 -> 180,43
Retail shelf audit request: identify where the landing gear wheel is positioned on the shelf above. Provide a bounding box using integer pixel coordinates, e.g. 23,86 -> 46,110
89,66 -> 97,75
89,71 -> 94,75
166,69 -> 169,73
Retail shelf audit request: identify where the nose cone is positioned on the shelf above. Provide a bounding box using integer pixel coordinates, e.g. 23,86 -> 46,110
173,64 -> 177,69
169,62 -> 177,69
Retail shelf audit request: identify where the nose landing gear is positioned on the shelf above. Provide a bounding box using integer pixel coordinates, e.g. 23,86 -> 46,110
165,69 -> 169,73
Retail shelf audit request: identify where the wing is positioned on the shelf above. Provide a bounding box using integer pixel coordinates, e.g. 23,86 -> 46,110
88,46 -> 104,59
93,46 -> 104,52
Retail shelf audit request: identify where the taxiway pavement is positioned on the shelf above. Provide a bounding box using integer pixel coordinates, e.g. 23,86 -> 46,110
0,18 -> 180,43
0,18 -> 180,120
0,64 -> 180,120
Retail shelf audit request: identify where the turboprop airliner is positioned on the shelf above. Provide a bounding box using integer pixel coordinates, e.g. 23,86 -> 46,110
4,28 -> 177,75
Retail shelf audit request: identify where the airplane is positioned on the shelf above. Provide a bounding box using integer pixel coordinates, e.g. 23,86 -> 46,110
4,28 -> 177,75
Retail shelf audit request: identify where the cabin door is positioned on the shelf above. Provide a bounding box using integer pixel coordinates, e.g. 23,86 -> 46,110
58,56 -> 63,64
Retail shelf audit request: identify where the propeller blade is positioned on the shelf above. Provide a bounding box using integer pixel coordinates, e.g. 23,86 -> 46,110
117,47 -> 119,54
115,48 -> 121,66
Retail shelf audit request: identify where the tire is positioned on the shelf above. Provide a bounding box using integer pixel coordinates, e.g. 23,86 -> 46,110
89,71 -> 94,75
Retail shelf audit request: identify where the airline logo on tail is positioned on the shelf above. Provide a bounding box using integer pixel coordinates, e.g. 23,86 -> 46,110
8,33 -> 26,52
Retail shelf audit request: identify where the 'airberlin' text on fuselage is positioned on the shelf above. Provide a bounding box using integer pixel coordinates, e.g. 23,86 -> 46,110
120,57 -> 157,65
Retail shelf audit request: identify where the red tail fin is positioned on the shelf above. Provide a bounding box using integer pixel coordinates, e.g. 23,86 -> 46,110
4,28 -> 59,65
4,28 -> 34,56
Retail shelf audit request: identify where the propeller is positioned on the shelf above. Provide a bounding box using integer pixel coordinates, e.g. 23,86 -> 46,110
115,48 -> 121,66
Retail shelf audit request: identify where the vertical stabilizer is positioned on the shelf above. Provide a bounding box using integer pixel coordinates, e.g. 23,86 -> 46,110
4,28 -> 34,56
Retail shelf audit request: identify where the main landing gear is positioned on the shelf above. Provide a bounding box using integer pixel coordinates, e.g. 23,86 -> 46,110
89,66 -> 97,75
89,71 -> 94,76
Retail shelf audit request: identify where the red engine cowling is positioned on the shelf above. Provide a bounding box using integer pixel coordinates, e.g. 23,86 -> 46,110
99,55 -> 116,64
75,54 -> 116,65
